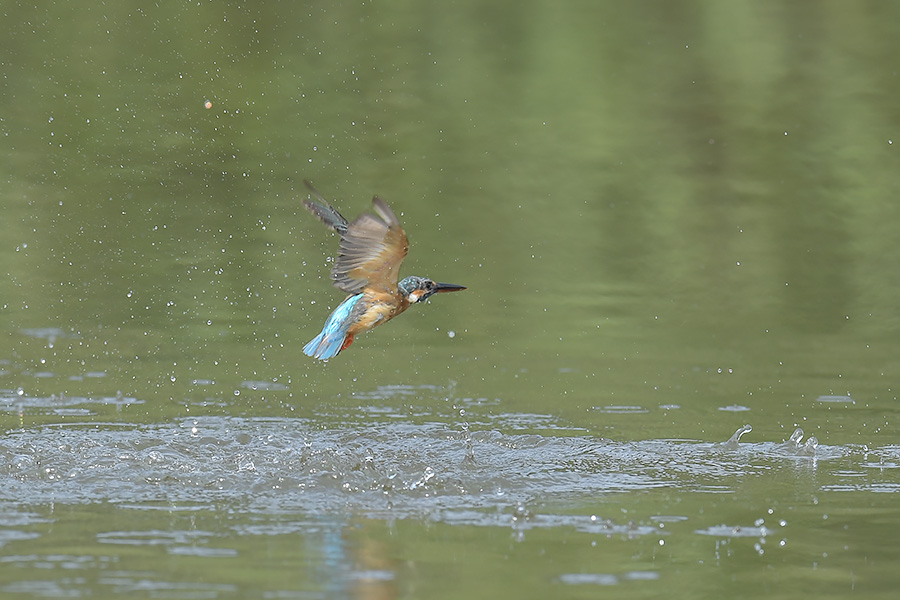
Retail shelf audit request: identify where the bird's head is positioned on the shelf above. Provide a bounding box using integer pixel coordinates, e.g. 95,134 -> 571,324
399,276 -> 466,303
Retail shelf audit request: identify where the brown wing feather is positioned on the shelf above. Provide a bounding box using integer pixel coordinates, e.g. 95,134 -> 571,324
331,196 -> 409,294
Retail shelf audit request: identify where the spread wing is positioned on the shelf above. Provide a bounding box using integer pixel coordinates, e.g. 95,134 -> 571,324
303,182 -> 409,294
333,196 -> 409,294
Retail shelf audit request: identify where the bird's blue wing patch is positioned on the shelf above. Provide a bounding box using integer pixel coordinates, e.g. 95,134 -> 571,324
303,294 -> 363,360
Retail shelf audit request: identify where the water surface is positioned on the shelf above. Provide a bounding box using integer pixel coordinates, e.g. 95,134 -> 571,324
3,1 -> 900,598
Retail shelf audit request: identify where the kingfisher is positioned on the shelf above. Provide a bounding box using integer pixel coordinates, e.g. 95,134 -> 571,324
301,180 -> 466,360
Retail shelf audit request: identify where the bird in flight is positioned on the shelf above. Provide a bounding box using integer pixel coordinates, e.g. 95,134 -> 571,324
301,181 -> 466,360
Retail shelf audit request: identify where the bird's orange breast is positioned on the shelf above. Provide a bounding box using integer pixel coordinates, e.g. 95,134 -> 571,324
346,290 -> 410,336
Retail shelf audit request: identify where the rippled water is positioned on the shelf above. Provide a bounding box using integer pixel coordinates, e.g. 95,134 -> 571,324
1,409 -> 843,513
2,372 -> 900,598
3,384 -> 898,594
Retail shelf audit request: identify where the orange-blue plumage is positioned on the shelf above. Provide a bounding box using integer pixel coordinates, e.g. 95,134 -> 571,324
301,181 -> 465,360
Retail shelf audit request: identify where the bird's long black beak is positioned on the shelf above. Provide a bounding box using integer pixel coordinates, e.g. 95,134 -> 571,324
434,282 -> 467,293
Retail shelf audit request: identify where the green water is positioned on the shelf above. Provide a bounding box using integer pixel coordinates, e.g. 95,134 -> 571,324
2,1 -> 900,598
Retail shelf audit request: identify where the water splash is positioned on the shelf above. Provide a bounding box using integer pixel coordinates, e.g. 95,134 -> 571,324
778,428 -> 805,453
717,424 -> 752,450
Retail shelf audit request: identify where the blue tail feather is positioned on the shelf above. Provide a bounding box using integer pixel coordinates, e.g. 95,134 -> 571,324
303,294 -> 364,360
303,330 -> 345,360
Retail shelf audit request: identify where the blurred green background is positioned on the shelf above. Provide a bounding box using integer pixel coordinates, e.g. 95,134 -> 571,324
4,1 -> 897,438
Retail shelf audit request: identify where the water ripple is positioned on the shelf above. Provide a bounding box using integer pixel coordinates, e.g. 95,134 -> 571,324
0,416 -> 852,525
